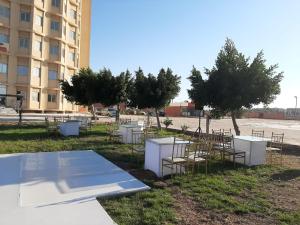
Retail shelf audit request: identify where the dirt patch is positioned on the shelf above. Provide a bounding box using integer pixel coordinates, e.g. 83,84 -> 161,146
171,187 -> 276,225
266,178 -> 300,212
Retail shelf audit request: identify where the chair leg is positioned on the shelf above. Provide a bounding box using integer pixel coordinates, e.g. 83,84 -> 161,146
233,155 -> 236,168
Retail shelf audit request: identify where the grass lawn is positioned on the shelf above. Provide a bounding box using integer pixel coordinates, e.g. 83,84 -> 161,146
0,123 -> 299,225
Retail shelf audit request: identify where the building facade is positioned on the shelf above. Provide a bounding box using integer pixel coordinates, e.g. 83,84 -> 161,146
0,0 -> 91,112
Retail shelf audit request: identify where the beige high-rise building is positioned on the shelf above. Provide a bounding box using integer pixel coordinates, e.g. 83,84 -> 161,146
0,0 -> 91,112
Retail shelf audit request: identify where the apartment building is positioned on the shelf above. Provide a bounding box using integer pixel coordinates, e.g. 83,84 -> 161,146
0,0 -> 91,112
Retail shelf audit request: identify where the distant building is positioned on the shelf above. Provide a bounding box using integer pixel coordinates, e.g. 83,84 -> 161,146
0,0 -> 91,112
164,102 -> 200,117
244,108 -> 300,120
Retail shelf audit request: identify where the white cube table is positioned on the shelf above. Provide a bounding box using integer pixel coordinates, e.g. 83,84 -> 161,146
233,136 -> 269,166
144,137 -> 190,177
59,120 -> 81,136
119,124 -> 143,144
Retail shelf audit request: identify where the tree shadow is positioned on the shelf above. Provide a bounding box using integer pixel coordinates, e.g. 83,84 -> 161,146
271,169 -> 300,181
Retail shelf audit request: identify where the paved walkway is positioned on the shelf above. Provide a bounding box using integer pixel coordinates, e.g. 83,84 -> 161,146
117,115 -> 300,146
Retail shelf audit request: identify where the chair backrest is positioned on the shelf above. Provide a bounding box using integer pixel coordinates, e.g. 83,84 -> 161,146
223,134 -> 234,151
131,129 -> 144,145
171,137 -> 190,161
191,140 -> 212,159
212,129 -> 222,135
144,130 -> 158,140
223,129 -> 232,136
270,132 -> 284,149
210,132 -> 223,144
252,129 -> 265,138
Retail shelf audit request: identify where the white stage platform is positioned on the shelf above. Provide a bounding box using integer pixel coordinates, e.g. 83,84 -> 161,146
0,150 -> 150,225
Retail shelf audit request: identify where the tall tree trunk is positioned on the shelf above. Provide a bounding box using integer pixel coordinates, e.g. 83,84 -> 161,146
231,112 -> 240,135
147,112 -> 150,128
90,104 -> 96,120
155,108 -> 161,130
116,104 -> 120,123
206,114 -> 211,134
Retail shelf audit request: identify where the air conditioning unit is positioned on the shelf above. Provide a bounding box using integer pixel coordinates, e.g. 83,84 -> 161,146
0,42 -> 9,52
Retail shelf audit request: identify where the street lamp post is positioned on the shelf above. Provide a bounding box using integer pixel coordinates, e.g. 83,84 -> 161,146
295,96 -> 298,108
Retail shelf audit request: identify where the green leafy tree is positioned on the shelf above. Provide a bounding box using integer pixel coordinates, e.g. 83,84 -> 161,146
188,67 -> 210,133
60,68 -> 98,118
129,68 -> 180,129
205,39 -> 283,135
97,68 -> 132,122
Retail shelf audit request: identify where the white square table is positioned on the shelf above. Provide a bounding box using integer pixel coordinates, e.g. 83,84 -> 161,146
144,137 -> 190,177
59,120 -> 81,136
119,124 -> 143,144
233,135 -> 270,166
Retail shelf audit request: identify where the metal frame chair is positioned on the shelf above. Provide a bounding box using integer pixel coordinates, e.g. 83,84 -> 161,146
222,129 -> 232,136
45,117 -> 59,135
161,137 -> 190,177
188,140 -> 212,175
212,129 -> 222,135
251,129 -> 265,138
131,129 -> 146,154
266,132 -> 284,165
107,123 -> 122,142
222,135 -> 246,167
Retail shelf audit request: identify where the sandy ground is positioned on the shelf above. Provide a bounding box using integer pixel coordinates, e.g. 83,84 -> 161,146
115,115 -> 300,146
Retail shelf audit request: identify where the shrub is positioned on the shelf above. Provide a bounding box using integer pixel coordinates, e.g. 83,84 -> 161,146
162,117 -> 173,129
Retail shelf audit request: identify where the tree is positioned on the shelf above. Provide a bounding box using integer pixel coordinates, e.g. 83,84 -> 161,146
205,38 -> 283,135
97,68 -> 132,122
129,68 -> 181,129
187,67 -> 210,134
60,68 -> 98,118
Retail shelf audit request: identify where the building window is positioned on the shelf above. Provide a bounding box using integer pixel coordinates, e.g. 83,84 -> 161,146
34,40 -> 42,52
51,21 -> 60,31
48,94 -> 56,102
20,11 -> 31,22
33,67 -> 41,77
32,91 -> 40,102
35,15 -> 43,26
61,48 -> 65,58
69,52 -> 75,62
0,34 -> 9,44
52,0 -> 60,8
48,70 -> 57,80
0,63 -> 8,74
0,84 -> 6,95
0,6 -> 10,18
50,44 -> 59,55
17,66 -> 29,76
69,30 -> 76,40
19,37 -> 29,49
70,9 -> 76,20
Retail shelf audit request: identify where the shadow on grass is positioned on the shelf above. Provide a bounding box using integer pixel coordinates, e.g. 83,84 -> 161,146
271,169 -> 300,181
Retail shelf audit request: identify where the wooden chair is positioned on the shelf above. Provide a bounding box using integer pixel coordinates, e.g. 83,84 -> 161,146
210,133 -> 224,158
107,123 -> 122,142
45,117 -> 59,136
251,129 -> 265,138
222,129 -> 232,136
188,140 -> 212,175
131,129 -> 146,155
212,129 -> 222,135
80,118 -> 92,133
222,135 -> 246,167
266,132 -> 284,165
162,137 -> 190,177
119,118 -> 131,125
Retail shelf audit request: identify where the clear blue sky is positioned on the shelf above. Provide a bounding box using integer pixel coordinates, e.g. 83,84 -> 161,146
90,0 -> 300,109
